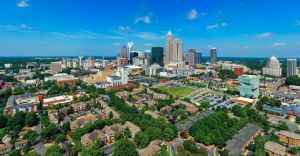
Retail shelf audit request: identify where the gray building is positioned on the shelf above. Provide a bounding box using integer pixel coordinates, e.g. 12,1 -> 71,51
186,49 -> 196,67
196,52 -> 202,64
210,48 -> 217,64
287,59 -> 297,77
151,47 -> 164,66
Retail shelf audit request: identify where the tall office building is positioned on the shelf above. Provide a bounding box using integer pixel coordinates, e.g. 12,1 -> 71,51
78,56 -> 83,68
196,52 -> 202,64
130,51 -> 139,64
118,46 -> 128,66
172,39 -> 183,64
151,47 -> 164,66
238,75 -> 260,98
50,62 -> 62,75
186,49 -> 196,67
165,31 -> 173,65
210,48 -> 217,64
86,57 -> 94,70
287,59 -> 298,77
263,56 -> 282,77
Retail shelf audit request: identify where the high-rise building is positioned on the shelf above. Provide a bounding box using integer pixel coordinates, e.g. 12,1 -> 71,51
165,31 -> 173,65
186,49 -> 196,67
50,62 -> 62,75
78,56 -> 83,68
118,46 -> 128,66
210,48 -> 217,64
263,56 -> 282,77
86,57 -> 94,70
196,52 -> 202,64
172,39 -> 183,64
130,51 -> 139,64
151,47 -> 164,66
287,59 -> 297,77
238,75 -> 260,98
127,42 -> 134,61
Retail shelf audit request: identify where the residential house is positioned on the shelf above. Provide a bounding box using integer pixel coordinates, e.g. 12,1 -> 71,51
70,113 -> 107,131
48,110 -> 59,124
139,140 -> 162,156
0,144 -> 12,155
264,141 -> 286,156
275,130 -> 300,147
225,123 -> 262,156
4,93 -> 40,116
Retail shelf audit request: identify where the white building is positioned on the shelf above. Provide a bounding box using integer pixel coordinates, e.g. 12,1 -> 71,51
263,56 -> 282,77
287,59 -> 297,77
44,73 -> 75,82
145,64 -> 164,77
4,64 -> 12,68
218,61 -> 249,72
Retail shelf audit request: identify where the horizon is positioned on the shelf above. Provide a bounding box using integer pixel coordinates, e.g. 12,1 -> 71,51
1,0 -> 300,57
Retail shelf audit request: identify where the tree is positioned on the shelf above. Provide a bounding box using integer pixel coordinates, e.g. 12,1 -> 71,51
134,132 -> 149,148
0,115 -> 8,128
55,134 -> 66,143
44,144 -> 64,156
278,123 -> 289,130
24,130 -> 38,143
40,124 -> 61,141
25,112 -> 39,127
163,128 -> 175,141
290,147 -> 298,155
200,100 -> 210,108
114,131 -> 123,141
8,149 -> 20,156
112,139 -> 138,156
81,139 -> 104,156
7,111 -> 26,132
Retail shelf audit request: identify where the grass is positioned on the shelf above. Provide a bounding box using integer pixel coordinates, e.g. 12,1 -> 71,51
156,86 -> 196,98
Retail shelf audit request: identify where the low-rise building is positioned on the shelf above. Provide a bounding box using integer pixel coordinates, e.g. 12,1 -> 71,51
43,95 -> 73,108
225,123 -> 262,156
275,130 -> 300,147
48,110 -> 59,124
4,93 -> 40,116
70,113 -> 107,131
0,144 -> 12,155
264,141 -> 286,156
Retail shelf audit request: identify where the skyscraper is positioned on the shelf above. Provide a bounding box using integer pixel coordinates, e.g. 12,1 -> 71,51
196,52 -> 202,64
165,31 -> 173,65
262,56 -> 282,77
287,59 -> 297,77
172,39 -> 183,64
151,47 -> 164,66
118,46 -> 128,66
78,56 -> 83,68
186,49 -> 196,67
210,48 -> 217,64
86,57 -> 94,70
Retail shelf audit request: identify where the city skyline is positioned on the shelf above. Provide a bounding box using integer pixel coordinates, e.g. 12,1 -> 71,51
1,0 -> 300,57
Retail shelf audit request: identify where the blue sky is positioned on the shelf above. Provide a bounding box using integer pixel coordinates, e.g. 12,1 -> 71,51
0,0 -> 300,57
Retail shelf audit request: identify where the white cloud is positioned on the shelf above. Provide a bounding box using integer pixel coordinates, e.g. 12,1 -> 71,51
187,9 -> 197,20
136,32 -> 164,40
144,43 -> 153,46
134,16 -> 151,24
112,43 -> 122,46
51,30 -> 122,40
17,0 -> 30,8
206,22 -> 228,30
256,32 -> 273,38
117,26 -> 132,31
0,24 -> 36,32
271,42 -> 287,47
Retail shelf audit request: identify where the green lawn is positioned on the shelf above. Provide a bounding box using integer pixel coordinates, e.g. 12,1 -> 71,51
156,86 -> 196,98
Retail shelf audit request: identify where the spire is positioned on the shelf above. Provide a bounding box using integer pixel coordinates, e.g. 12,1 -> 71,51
167,30 -> 172,36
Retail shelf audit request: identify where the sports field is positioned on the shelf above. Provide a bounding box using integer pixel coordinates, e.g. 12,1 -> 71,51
156,86 -> 196,98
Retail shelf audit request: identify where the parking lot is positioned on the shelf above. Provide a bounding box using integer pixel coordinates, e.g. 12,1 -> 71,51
189,89 -> 237,109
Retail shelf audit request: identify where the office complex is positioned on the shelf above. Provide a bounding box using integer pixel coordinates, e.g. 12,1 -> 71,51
165,31 -> 173,65
118,46 -> 128,66
287,59 -> 297,77
86,57 -> 94,70
165,31 -> 183,65
210,48 -> 217,64
151,47 -> 164,66
238,75 -> 260,98
263,56 -> 282,77
50,62 -> 62,75
196,52 -> 202,64
186,49 -> 196,67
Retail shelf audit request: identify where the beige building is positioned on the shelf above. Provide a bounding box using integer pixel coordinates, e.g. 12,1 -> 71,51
50,62 -> 62,75
165,31 -> 173,65
264,141 -> 286,156
83,70 -> 114,84
172,39 -> 183,64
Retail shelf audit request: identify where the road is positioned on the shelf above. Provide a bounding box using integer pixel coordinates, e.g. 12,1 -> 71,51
103,144 -> 114,156
267,114 -> 299,132
176,110 -> 212,131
